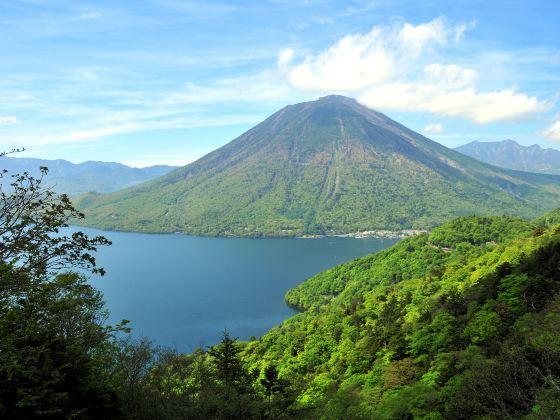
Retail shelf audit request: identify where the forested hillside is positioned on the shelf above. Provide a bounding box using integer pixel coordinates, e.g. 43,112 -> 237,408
75,96 -> 560,236
3,162 -> 560,418
242,214 -> 560,418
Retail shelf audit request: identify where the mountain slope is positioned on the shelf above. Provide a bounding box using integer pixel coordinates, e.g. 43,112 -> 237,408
455,139 -> 560,174
0,157 -> 177,194
75,96 -> 560,236
243,215 -> 560,418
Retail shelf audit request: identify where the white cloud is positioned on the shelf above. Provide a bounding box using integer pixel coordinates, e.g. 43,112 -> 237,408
0,111 -> 262,147
453,23 -> 468,42
160,70 -> 295,106
286,18 -> 463,93
0,66 -> 298,148
277,48 -> 295,67
288,27 -> 395,91
423,123 -> 444,134
399,18 -> 450,58
76,12 -> 102,20
108,114 -> 127,123
310,16 -> 334,25
427,89 -> 547,123
359,83 -> 548,124
423,63 -> 475,88
282,19 -> 549,124
0,116 -> 18,125
543,119 -> 560,141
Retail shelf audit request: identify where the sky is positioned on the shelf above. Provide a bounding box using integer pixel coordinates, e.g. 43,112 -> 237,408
0,0 -> 559,167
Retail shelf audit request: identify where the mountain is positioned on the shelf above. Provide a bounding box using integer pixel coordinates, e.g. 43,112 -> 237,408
455,139 -> 560,174
0,157 -> 177,195
75,95 -> 560,236
242,213 -> 560,418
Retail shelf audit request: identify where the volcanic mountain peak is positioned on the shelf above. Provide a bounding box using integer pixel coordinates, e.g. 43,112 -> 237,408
75,96 -> 560,236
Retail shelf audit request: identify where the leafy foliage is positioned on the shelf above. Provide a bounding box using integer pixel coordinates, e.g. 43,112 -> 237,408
534,207 -> 560,227
0,167 -> 110,276
5,153 -> 560,418
0,272 -> 121,418
108,333 -> 298,419
0,162 -> 297,419
0,164 -> 119,418
244,215 -> 560,418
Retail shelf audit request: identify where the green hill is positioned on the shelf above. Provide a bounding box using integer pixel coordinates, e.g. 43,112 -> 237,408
75,96 -> 560,236
7,176 -> 560,418
241,213 -> 560,418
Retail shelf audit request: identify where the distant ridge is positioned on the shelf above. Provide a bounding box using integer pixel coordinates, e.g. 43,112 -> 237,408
455,139 -> 560,175
75,95 -> 560,236
0,156 -> 177,194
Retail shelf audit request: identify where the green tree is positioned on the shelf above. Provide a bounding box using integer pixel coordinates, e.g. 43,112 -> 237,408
208,331 -> 246,387
0,167 -> 110,277
0,163 -> 117,417
0,272 -> 121,418
260,364 -> 283,417
208,331 -> 260,419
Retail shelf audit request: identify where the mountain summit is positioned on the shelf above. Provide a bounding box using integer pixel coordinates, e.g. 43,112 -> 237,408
455,139 -> 560,175
76,96 -> 560,236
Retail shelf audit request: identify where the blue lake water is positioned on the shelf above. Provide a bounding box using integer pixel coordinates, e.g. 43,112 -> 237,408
78,227 -> 398,351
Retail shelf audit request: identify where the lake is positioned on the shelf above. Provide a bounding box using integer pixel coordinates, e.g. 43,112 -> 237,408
79,227 -> 399,351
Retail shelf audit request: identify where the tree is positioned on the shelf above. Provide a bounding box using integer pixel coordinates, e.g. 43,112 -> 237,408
0,166 -> 110,278
261,364 -> 282,403
208,331 -> 246,387
0,161 -> 117,417
260,363 -> 291,418
0,272 -> 120,418
208,331 -> 260,419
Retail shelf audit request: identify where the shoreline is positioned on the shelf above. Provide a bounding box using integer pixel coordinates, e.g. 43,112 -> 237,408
72,223 -> 427,239
296,229 -> 427,239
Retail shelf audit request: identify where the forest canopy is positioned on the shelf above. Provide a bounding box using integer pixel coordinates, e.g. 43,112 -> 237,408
2,159 -> 560,418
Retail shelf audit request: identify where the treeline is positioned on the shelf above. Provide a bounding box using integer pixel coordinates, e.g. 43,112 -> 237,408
0,272 -> 297,419
0,167 -> 297,419
105,333 -> 297,419
246,214 -> 560,418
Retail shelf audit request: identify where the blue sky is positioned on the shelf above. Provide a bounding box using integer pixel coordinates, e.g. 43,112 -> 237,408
0,0 -> 559,167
